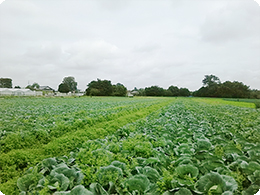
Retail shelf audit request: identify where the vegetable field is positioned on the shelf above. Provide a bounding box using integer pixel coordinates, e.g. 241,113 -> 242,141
0,97 -> 259,194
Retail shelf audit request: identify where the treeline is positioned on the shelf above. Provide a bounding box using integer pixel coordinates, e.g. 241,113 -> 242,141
1,75 -> 260,98
58,77 -> 127,96
85,79 -> 127,96
193,75 -> 260,99
83,79 -> 191,97
133,86 -> 190,97
130,75 -> 260,98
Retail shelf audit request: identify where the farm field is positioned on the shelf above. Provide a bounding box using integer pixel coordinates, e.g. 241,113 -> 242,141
222,98 -> 260,104
0,97 -> 173,194
0,97 -> 260,194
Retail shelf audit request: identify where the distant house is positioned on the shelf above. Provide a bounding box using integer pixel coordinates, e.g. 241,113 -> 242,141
39,86 -> 55,91
127,90 -> 139,97
127,91 -> 134,97
131,90 -> 139,96
38,86 -> 55,95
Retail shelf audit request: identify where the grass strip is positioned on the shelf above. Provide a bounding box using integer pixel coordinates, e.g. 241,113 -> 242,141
191,97 -> 255,108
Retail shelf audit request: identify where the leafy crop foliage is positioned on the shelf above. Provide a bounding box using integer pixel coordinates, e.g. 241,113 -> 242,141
0,96 -> 172,194
1,97 -> 260,194
0,97 -> 163,153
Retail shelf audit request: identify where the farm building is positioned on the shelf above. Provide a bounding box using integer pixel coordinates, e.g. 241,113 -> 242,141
39,86 -> 55,91
37,86 -> 55,96
0,88 -> 42,96
127,90 -> 139,97
127,91 -> 134,97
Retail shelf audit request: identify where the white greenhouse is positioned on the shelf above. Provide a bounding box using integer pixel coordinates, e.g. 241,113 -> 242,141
0,88 -> 42,96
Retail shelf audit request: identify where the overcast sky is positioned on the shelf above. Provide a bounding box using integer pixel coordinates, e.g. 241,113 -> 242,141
0,0 -> 260,91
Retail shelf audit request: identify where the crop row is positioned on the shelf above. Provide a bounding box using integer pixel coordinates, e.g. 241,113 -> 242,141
15,98 -> 260,194
0,97 -> 173,194
0,97 -> 164,153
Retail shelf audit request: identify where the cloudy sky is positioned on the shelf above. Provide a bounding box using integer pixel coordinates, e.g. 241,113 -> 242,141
0,0 -> 260,91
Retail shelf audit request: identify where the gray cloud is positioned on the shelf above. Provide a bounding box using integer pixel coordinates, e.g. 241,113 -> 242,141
200,1 -> 260,43
0,0 -> 259,91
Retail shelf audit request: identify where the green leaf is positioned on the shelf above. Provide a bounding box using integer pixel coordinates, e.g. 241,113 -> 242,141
89,183 -> 108,195
97,165 -> 123,186
172,156 -> 193,166
53,191 -> 71,195
222,191 -> 233,195
175,164 -> 199,179
49,173 -> 70,191
228,159 -> 248,171
242,184 -> 260,195
51,163 -> 70,175
195,139 -> 212,151
200,159 -> 225,174
136,157 -> 146,165
162,191 -> 173,195
135,166 -> 160,183
175,188 -> 192,195
195,172 -> 238,194
53,164 -> 83,185
224,144 -> 243,155
70,185 -> 93,195
247,149 -> 260,161
222,175 -> 238,192
17,173 -> 43,192
124,174 -> 150,193
242,161 -> 260,175
107,181 -> 117,194
248,170 -> 260,185
195,172 -> 225,194
195,151 -> 213,161
111,161 -> 126,172
174,144 -> 194,156
42,158 -> 58,170
176,178 -> 194,187
144,157 -> 161,166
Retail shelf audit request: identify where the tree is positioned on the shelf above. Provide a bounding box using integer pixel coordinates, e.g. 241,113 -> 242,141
31,83 -> 40,89
86,79 -> 113,96
194,76 -> 251,98
0,78 -> 12,88
167,86 -> 179,96
14,86 -> 21,89
250,89 -> 260,99
112,83 -> 127,96
58,83 -> 70,93
220,81 -> 250,98
179,88 -> 190,96
26,82 -> 40,91
202,75 -> 221,87
145,86 -> 165,96
62,76 -> 77,92
135,88 -> 145,96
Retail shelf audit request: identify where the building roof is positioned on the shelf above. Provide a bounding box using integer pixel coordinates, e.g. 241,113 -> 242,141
39,86 -> 55,91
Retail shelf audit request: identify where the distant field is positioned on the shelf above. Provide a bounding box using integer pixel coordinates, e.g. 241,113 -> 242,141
222,98 -> 260,103
0,97 -> 259,194
192,97 -> 257,108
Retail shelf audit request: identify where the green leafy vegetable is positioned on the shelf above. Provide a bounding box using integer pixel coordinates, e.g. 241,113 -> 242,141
124,174 -> 151,193
195,172 -> 237,194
